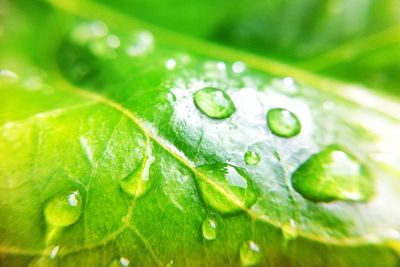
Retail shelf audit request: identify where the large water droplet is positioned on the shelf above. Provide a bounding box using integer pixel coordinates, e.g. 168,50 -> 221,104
202,218 -> 217,241
195,163 -> 258,214
121,144 -> 155,198
193,87 -> 236,119
267,108 -> 301,138
244,151 -> 261,165
240,240 -> 262,266
291,145 -> 374,202
109,257 -> 130,267
44,191 -> 83,227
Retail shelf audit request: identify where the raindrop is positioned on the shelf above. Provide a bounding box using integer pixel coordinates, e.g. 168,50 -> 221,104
291,145 -> 374,202
202,218 -> 217,240
121,144 -> 155,198
244,151 -> 261,165
240,240 -> 262,266
195,163 -> 258,214
193,87 -> 236,119
267,108 -> 301,138
44,191 -> 83,227
232,61 -> 246,74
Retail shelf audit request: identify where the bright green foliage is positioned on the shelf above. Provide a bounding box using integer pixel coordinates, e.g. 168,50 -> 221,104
0,0 -> 400,266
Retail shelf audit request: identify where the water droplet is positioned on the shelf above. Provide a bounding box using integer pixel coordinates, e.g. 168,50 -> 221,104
273,77 -> 299,95
106,35 -> 121,48
126,31 -> 154,57
71,21 -> 108,45
267,108 -> 301,138
44,191 -> 83,227
165,59 -> 176,70
202,218 -> 217,240
282,219 -> 298,240
109,257 -> 130,267
195,163 -> 258,214
49,245 -> 60,259
291,145 -> 374,202
240,240 -> 262,266
232,61 -> 246,74
0,69 -> 18,82
193,87 -> 236,119
244,151 -> 260,165
121,144 -> 155,198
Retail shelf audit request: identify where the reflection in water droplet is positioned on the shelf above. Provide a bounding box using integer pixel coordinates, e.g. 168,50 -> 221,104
267,108 -> 301,138
195,163 -> 258,214
202,218 -> 217,240
291,145 -> 374,202
121,144 -> 155,198
240,240 -> 262,266
193,87 -> 236,119
232,61 -> 246,74
282,219 -> 298,240
244,151 -> 261,165
44,191 -> 83,227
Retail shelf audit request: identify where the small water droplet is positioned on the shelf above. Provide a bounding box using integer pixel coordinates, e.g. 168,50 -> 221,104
121,144 -> 155,198
106,35 -> 121,48
240,240 -> 262,266
244,151 -> 260,165
195,163 -> 258,214
202,218 -> 217,240
216,62 -> 226,71
267,108 -> 301,138
49,245 -> 60,259
109,257 -> 130,267
126,31 -> 154,57
71,21 -> 108,45
0,69 -> 18,82
193,87 -> 236,119
273,77 -> 299,95
165,59 -> 176,70
291,145 -> 374,202
232,61 -> 246,74
44,191 -> 83,227
282,219 -> 298,240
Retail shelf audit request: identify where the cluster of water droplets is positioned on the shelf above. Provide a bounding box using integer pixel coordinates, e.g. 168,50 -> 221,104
70,21 -> 154,59
29,20 -> 384,265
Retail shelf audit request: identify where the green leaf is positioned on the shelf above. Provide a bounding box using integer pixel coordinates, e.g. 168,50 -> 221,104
1,1 -> 400,266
